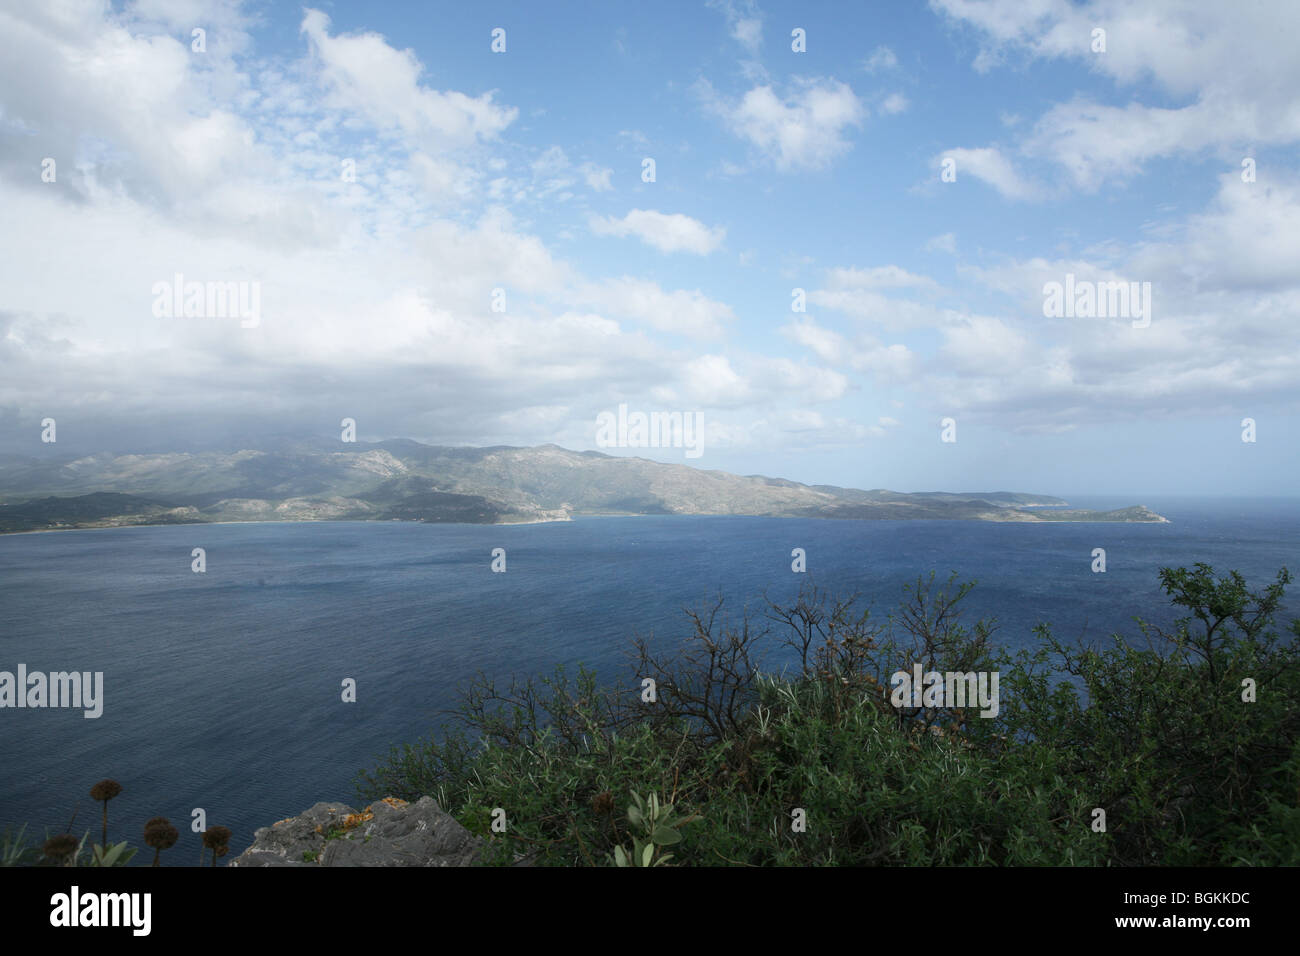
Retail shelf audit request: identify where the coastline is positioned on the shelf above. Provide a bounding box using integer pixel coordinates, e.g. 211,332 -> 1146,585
0,516 -> 574,537
0,509 -> 1171,537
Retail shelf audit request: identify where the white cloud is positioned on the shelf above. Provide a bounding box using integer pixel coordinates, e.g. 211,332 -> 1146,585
780,317 -> 917,383
913,179 -> 1300,426
701,78 -> 865,171
778,162 -> 1300,429
846,339 -> 917,381
808,266 -> 948,331
880,93 -> 909,115
709,0 -> 764,56
811,292 -> 951,330
863,46 -> 898,73
924,233 -> 957,254
410,152 -> 480,206
758,358 -> 848,403
579,277 -> 734,339
0,4 -> 258,203
532,145 -> 569,176
0,3 -> 754,452
732,17 -> 763,54
579,162 -> 614,191
680,354 -> 752,406
4,0 -> 1297,465
589,209 -> 726,255
825,266 -> 936,291
782,317 -> 847,364
940,315 -> 1031,372
1168,175 -> 1300,292
301,10 -> 516,148
933,0 -> 1300,192
937,147 -> 1043,200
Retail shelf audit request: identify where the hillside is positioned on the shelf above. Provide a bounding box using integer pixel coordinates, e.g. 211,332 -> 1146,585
0,440 -> 1168,533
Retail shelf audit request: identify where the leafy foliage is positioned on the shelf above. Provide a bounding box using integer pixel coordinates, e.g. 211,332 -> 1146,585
611,791 -> 698,867
0,826 -> 40,867
354,563 -> 1298,865
90,840 -> 139,867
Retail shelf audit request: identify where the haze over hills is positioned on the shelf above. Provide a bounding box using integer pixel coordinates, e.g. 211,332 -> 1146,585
0,440 -> 1169,533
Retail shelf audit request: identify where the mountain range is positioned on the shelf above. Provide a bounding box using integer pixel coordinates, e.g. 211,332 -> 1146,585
0,439 -> 1168,533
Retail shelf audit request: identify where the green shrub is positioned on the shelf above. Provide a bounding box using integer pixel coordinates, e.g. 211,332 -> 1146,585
357,565 -> 1299,866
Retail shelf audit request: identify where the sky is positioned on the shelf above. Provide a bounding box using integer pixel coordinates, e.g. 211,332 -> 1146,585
0,0 -> 1297,496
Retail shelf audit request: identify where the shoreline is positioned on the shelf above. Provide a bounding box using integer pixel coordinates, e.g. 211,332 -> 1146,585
0,509 -> 1172,538
0,516 -> 574,537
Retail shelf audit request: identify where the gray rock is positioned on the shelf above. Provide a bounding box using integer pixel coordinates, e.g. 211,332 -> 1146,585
230,797 -> 483,867
321,797 -> 482,867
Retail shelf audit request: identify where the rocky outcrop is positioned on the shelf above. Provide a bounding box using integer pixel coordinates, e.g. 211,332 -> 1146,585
230,797 -> 483,867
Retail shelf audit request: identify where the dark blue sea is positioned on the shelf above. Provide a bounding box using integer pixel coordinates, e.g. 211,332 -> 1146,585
2,497 -> 1298,863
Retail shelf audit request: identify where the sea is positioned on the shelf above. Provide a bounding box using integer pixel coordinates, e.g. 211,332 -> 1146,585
1,496 -> 1297,864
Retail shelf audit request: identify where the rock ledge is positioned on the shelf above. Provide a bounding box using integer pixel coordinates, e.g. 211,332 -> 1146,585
231,796 -> 482,867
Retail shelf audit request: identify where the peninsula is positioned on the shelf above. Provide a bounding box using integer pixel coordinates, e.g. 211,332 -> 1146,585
0,439 -> 1169,533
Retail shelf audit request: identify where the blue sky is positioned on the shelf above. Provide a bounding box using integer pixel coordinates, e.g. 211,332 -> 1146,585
1,0 -> 1297,496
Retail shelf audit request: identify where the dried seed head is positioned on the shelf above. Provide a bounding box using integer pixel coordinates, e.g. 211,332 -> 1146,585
202,825 -> 232,849
90,779 -> 123,802
143,820 -> 179,850
43,834 -> 79,860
